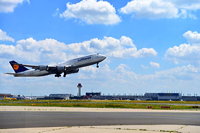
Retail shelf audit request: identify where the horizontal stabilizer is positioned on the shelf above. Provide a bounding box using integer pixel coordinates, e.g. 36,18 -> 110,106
5,73 -> 17,77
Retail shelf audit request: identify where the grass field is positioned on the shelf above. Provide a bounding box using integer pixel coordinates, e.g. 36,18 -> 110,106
0,100 -> 200,110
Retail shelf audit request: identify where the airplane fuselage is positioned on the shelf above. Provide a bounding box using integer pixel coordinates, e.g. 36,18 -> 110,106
9,54 -> 106,77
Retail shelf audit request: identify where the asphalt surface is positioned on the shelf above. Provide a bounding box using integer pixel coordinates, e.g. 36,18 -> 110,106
0,111 -> 200,129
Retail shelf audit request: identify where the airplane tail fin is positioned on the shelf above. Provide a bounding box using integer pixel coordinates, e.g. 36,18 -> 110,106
9,60 -> 29,73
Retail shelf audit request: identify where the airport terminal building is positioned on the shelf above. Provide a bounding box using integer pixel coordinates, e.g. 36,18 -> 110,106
144,93 -> 181,101
84,92 -> 200,101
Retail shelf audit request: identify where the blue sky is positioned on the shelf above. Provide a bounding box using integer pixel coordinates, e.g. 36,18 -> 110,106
1,0 -> 200,96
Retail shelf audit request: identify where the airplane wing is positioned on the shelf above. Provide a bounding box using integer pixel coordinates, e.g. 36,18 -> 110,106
20,59 -> 76,70
19,64 -> 38,69
20,64 -> 74,71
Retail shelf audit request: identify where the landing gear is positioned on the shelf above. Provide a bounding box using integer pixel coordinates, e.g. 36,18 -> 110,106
55,73 -> 61,77
63,72 -> 67,77
96,63 -> 99,68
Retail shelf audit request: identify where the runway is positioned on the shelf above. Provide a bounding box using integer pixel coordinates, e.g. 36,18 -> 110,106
0,111 -> 200,129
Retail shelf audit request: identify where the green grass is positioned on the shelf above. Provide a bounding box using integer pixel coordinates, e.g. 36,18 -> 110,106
0,99 -> 200,110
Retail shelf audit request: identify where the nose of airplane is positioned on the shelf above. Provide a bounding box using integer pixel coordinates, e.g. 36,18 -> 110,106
96,54 -> 106,61
102,56 -> 106,60
100,55 -> 106,61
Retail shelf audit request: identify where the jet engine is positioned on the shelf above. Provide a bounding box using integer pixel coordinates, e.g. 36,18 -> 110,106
66,68 -> 79,74
63,68 -> 79,77
37,65 -> 48,71
56,66 -> 66,72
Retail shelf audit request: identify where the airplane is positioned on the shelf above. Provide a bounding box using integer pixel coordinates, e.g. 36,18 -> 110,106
5,53 -> 106,77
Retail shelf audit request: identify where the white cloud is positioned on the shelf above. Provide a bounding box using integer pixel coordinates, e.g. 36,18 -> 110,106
166,44 -> 200,64
0,29 -> 14,42
132,48 -> 157,58
150,61 -> 160,68
120,0 -> 200,19
149,65 -> 200,80
166,31 -> 200,65
183,30 -> 200,44
68,36 -> 157,58
0,38 -> 68,63
120,0 -> 179,19
0,0 -> 27,13
60,0 -> 121,25
171,0 -> 200,10
0,35 -> 157,65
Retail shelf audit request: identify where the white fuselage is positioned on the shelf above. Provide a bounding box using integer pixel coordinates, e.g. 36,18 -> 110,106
14,70 -> 50,77
13,54 -> 106,77
61,54 -> 105,68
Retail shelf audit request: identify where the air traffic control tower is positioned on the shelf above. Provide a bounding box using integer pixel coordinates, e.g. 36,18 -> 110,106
77,83 -> 82,97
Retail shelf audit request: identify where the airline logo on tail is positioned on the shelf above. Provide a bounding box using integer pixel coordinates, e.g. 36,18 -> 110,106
13,64 -> 19,70
9,61 -> 28,73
